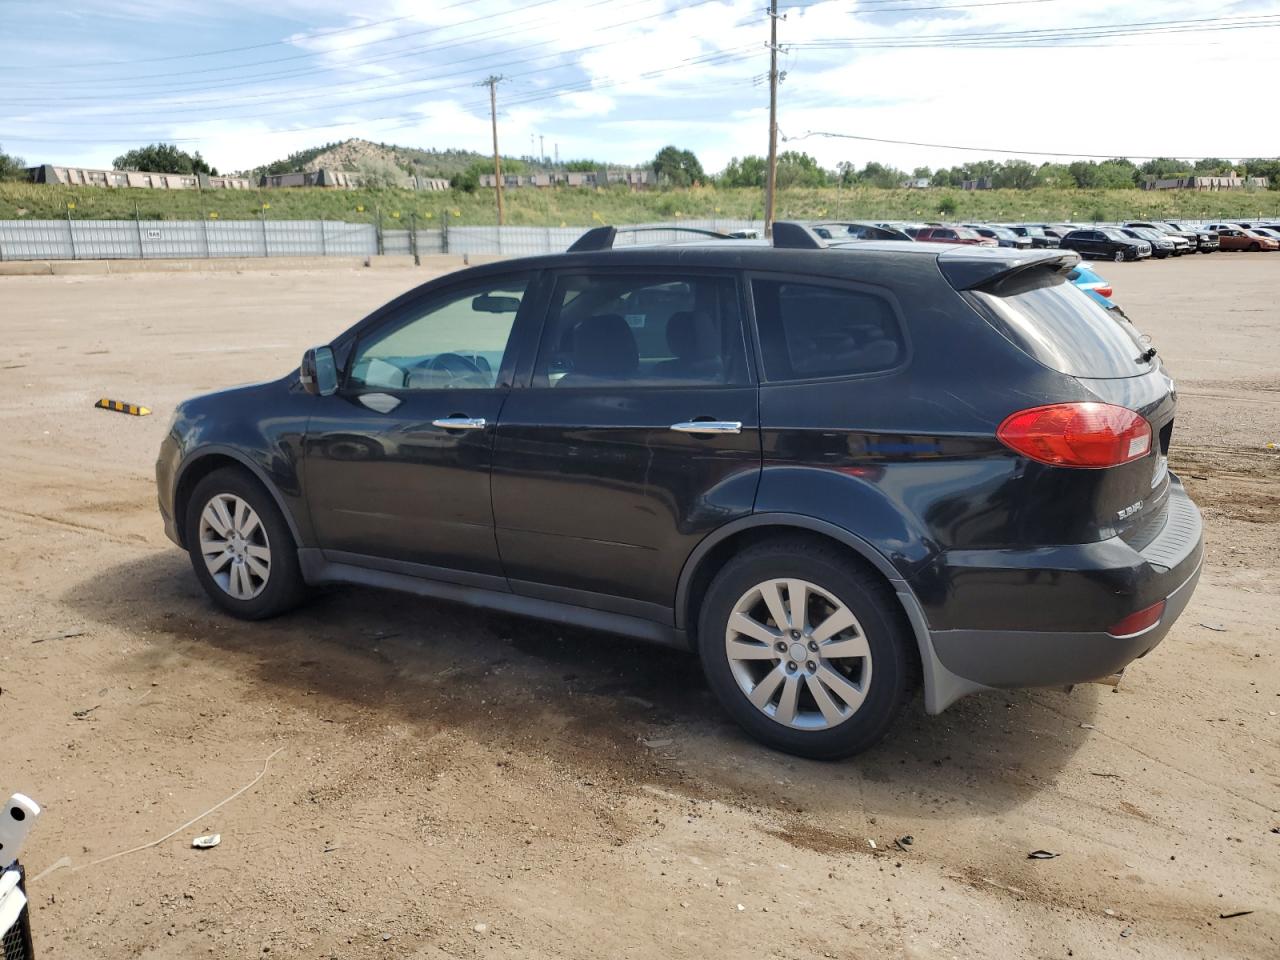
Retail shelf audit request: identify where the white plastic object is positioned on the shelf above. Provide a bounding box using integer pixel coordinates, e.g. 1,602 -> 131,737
0,869 -> 27,935
0,794 -> 40,865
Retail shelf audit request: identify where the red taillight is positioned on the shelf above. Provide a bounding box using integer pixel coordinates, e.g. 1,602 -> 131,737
1094,285 -> 1113,299
1108,600 -> 1165,637
997,402 -> 1152,468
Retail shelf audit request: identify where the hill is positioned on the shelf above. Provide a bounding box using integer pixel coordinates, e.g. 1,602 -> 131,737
247,138 -> 493,180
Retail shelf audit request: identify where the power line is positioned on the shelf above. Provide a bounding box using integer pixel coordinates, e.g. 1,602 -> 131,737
0,39 -> 759,137
10,0 -> 578,87
787,130 -> 1267,162
4,2 -> 754,117
0,46 -> 762,146
0,13 -> 419,70
789,12 -> 1280,48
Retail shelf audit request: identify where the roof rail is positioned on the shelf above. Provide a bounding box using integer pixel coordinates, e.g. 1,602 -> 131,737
566,224 -> 737,253
771,221 -> 827,250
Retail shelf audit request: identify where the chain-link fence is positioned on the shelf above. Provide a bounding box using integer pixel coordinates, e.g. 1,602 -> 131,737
0,216 -> 764,262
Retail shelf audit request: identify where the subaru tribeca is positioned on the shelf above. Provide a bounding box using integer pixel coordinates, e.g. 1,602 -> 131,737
156,223 -> 1203,759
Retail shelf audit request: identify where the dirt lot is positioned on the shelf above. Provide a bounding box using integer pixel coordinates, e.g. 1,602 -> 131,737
1,253 -> 1277,959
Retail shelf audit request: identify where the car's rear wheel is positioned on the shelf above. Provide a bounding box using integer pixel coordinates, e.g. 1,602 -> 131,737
1114,249 -> 1126,263
185,468 -> 307,619
697,539 -> 913,759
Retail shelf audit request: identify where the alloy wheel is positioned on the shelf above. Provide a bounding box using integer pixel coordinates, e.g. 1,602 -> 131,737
724,578 -> 872,731
199,493 -> 271,600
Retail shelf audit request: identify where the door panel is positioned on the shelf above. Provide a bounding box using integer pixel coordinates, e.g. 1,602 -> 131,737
493,387 -> 761,609
491,269 -> 761,612
305,390 -> 511,578
303,273 -> 534,580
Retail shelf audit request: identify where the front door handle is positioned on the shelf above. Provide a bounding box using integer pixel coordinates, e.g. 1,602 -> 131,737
431,417 -> 486,430
670,420 -> 742,435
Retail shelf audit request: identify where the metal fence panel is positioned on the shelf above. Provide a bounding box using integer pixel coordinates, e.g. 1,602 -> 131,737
0,219 -> 75,260
67,219 -> 140,259
264,220 -> 325,258
382,229 -> 411,256
139,220 -> 205,259
322,221 -> 376,256
206,219 -> 267,258
0,217 -> 768,262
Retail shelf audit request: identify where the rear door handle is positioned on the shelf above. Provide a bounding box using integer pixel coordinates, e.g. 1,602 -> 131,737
670,420 -> 742,434
431,417 -> 486,430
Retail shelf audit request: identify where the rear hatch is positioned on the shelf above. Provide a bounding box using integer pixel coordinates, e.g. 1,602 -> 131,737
945,252 -> 1175,544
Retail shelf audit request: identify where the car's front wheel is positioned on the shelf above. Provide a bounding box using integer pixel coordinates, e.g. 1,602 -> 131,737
697,539 -> 914,759
1114,249 -> 1126,263
185,467 -> 307,619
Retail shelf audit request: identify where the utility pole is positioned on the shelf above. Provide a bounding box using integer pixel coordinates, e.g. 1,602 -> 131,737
479,75 -> 506,225
764,0 -> 780,236
539,135 -> 545,164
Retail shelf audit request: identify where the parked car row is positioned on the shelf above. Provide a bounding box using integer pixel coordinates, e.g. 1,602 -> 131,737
817,218 -> 1280,260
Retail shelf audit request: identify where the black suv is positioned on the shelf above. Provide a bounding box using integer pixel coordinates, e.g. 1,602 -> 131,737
1060,228 -> 1153,262
157,223 -> 1203,759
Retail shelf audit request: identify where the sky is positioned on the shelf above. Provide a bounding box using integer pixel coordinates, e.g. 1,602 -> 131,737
1,0 -> 1278,176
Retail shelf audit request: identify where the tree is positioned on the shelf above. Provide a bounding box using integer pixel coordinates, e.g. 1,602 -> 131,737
911,165 -> 932,180
652,145 -> 705,187
0,145 -> 26,181
564,159 -> 600,172
850,161 -> 906,189
776,151 -> 829,188
719,155 -> 767,188
112,143 -> 217,176
991,160 -> 1038,190
1242,158 -> 1280,188
1036,163 -> 1074,188
1096,158 -> 1139,189
354,156 -> 405,189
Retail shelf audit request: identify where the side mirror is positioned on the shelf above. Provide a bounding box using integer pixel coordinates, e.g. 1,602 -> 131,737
300,346 -> 337,396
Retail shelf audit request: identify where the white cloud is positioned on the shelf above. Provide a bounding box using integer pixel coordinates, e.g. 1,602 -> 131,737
7,0 -> 1280,174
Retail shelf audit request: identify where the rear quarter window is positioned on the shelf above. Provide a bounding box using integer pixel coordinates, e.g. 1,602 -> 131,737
970,275 -> 1150,379
751,279 -> 905,380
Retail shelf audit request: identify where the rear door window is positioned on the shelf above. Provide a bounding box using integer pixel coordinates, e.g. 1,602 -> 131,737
751,279 -> 906,380
970,274 -> 1151,378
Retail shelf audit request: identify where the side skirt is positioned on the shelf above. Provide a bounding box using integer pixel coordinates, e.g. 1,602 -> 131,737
297,548 -> 689,651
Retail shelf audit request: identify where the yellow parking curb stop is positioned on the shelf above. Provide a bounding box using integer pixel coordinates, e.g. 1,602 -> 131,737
95,398 -> 151,416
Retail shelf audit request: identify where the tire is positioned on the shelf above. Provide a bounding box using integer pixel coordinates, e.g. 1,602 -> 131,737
185,467 -> 307,620
696,538 -> 914,760
1114,249 -> 1126,263
1249,242 -> 1260,252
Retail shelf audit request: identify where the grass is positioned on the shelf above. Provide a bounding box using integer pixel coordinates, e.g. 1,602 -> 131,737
2,181 -> 1278,226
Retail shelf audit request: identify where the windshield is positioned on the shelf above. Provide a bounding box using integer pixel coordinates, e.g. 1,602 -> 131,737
1020,225 -> 1046,237
954,228 -> 982,240
1100,228 -> 1131,241
987,226 -> 1016,240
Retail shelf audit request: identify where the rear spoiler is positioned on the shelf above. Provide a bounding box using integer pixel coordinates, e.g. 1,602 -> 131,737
938,248 -> 1080,293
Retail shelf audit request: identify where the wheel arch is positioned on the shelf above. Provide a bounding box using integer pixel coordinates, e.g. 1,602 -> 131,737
173,446 -> 304,550
675,513 -> 987,714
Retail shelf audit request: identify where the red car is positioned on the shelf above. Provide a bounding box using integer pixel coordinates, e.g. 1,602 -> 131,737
913,226 -> 998,247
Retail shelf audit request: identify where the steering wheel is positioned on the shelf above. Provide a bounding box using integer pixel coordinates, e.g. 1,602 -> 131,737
416,352 -> 488,387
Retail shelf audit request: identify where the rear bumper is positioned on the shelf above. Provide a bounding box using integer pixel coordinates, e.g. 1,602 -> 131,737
918,476 -> 1203,695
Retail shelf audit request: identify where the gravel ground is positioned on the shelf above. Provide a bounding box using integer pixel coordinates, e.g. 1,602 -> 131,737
1,252 -> 1276,959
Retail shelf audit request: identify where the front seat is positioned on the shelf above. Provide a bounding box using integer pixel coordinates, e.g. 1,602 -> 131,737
557,314 -> 638,386
654,310 -> 722,381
